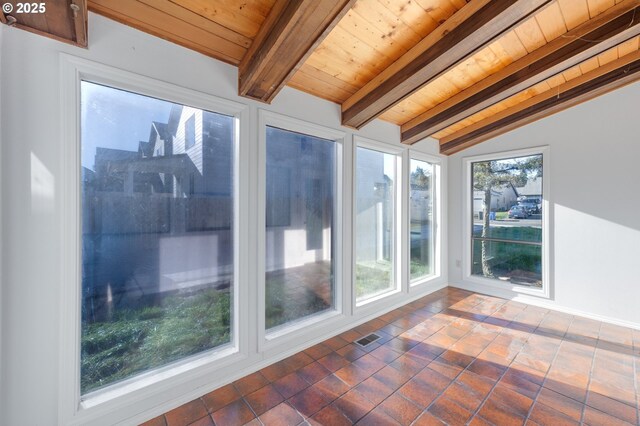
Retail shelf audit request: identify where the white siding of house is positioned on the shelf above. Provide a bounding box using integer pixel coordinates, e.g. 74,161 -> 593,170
174,107 -> 204,175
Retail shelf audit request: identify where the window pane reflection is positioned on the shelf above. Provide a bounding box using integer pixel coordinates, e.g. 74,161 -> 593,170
81,82 -> 234,393
265,126 -> 337,330
355,147 -> 396,302
410,159 -> 434,281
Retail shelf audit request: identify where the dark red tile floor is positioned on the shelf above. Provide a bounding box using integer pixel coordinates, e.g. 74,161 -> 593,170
142,288 -> 640,425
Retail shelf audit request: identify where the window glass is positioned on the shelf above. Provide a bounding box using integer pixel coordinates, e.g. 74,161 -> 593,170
355,146 -> 397,302
81,82 -> 234,393
410,159 -> 434,281
266,166 -> 291,227
471,154 -> 543,287
265,127 -> 337,330
185,114 -> 196,149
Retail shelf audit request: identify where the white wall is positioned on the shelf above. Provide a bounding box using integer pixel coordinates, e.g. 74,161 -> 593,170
0,13 -> 444,426
448,80 -> 640,328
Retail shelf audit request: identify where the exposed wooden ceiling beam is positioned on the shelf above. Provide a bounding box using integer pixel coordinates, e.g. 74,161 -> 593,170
340,0 -> 552,129
402,0 -> 640,145
239,0 -> 355,103
71,0 -> 88,47
2,0 -> 88,47
439,50 -> 640,155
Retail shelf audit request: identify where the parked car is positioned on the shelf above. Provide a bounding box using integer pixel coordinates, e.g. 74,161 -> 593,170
518,198 -> 540,214
508,205 -> 529,219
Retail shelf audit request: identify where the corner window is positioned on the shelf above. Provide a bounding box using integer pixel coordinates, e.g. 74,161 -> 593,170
265,126 -> 338,330
409,158 -> 435,282
470,152 -> 543,287
355,145 -> 400,303
80,82 -> 235,393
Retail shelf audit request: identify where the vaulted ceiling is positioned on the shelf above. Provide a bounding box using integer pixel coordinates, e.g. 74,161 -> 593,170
4,0 -> 639,154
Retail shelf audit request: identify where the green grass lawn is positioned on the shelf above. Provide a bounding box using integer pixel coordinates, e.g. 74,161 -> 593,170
356,261 -> 392,299
410,261 -> 431,280
409,259 -> 433,280
82,289 -> 231,393
473,224 -> 542,242
357,258 -> 432,299
472,231 -> 542,287
83,257 -> 434,393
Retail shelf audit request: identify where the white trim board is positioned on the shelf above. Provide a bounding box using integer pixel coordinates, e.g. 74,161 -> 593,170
449,281 -> 640,331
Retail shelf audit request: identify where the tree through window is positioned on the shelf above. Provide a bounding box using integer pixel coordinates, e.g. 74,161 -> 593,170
471,154 -> 543,287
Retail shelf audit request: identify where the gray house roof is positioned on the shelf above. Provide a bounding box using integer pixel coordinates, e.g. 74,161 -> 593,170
138,141 -> 153,157
151,121 -> 169,140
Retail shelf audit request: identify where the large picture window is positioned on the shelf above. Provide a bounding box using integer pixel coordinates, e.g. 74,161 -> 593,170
470,153 -> 543,287
80,82 -> 234,393
265,126 -> 338,330
355,146 -> 399,302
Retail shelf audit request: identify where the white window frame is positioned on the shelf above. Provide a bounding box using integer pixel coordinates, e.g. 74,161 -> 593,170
462,146 -> 551,298
353,136 -> 405,307
408,151 -> 442,287
59,55 -> 250,425
257,110 -> 345,351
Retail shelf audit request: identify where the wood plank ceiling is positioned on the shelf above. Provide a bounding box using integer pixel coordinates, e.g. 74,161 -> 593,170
75,0 -> 640,153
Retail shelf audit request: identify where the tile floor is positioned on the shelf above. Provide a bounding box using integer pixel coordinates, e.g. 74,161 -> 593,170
142,287 -> 640,425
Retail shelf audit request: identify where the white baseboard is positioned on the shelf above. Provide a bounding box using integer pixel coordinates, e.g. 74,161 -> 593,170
450,281 -> 640,331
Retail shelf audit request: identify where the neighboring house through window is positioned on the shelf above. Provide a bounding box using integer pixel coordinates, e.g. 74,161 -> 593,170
80,81 -> 235,394
185,114 -> 195,149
